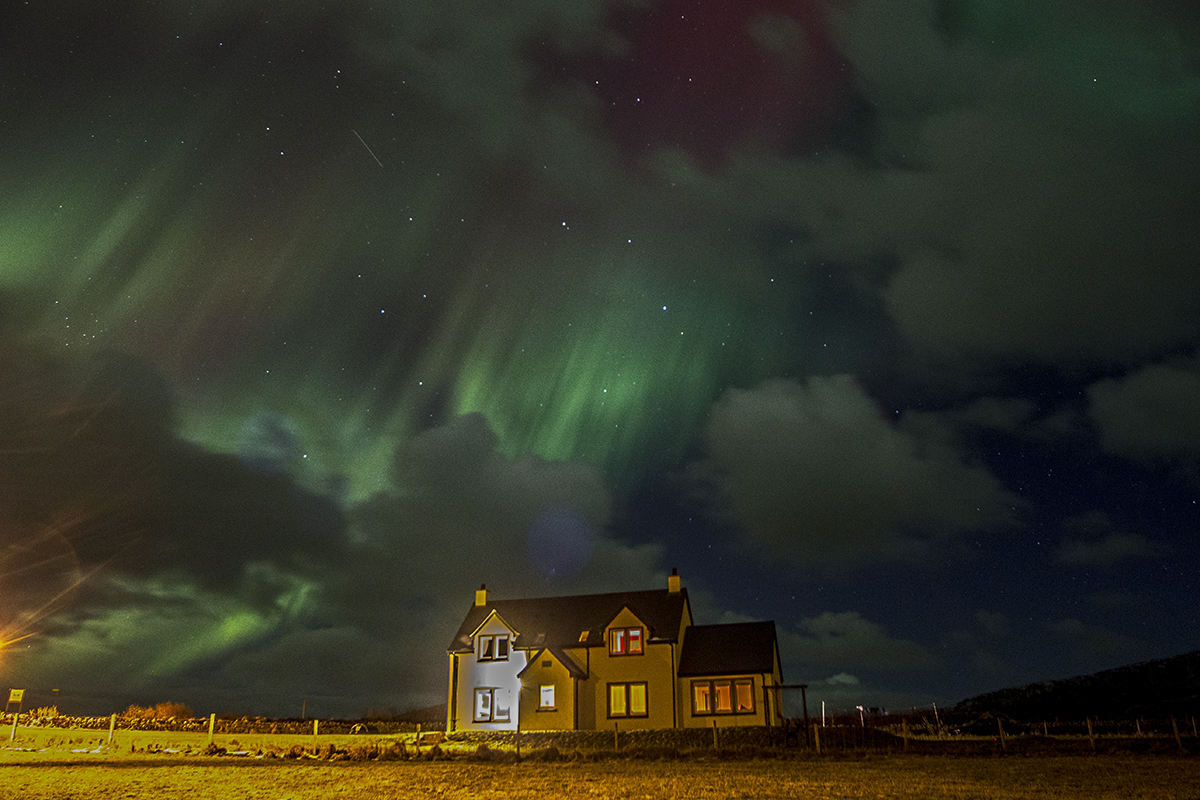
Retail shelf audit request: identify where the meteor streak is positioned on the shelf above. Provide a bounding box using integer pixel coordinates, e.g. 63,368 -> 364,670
352,129 -> 383,167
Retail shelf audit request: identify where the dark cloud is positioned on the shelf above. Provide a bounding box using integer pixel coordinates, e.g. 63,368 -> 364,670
1088,355 -> 1200,462
1057,512 -> 1153,567
698,377 -> 1018,569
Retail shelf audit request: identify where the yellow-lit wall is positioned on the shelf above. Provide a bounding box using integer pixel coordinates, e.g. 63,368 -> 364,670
579,607 -> 677,731
679,673 -> 775,728
518,654 -> 575,731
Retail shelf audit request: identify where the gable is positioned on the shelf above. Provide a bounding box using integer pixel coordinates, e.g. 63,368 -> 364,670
517,647 -> 587,680
604,606 -> 648,633
677,621 -> 781,677
469,609 -> 518,639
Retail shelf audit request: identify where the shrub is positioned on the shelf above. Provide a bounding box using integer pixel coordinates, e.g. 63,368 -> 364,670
121,701 -> 195,721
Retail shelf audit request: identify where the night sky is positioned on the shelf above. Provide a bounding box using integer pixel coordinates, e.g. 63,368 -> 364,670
2,1 -> 1198,720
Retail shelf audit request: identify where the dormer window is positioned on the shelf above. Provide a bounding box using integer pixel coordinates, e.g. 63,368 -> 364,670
608,626 -> 643,656
477,634 -> 509,661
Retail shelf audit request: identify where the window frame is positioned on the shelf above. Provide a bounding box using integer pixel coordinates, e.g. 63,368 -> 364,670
538,684 -> 556,711
476,633 -> 510,662
473,687 -> 511,723
607,681 -> 648,719
691,678 -> 756,716
607,626 -> 644,656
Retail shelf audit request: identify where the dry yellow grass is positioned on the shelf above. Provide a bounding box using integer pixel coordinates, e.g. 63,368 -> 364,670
2,728 -> 1198,800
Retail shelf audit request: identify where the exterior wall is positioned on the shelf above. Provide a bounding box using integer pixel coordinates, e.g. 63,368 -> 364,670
518,654 -> 575,731
563,645 -> 595,730
672,600 -> 693,724
452,614 -> 527,731
581,607 -> 676,731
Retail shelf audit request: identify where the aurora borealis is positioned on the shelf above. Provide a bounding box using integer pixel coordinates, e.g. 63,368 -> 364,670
2,1 -> 1199,718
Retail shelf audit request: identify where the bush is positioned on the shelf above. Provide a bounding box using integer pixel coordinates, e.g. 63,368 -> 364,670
122,701 -> 195,721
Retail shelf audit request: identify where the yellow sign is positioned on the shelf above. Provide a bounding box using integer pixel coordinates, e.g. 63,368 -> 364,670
7,689 -> 23,704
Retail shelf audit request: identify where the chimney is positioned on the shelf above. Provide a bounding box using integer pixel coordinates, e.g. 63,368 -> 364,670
474,584 -> 488,606
668,567 -> 681,594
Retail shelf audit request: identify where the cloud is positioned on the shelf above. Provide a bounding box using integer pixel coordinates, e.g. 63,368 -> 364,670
1088,356 -> 1200,462
697,0 -> 1200,370
974,610 -> 1010,640
779,611 -> 940,673
1057,512 -> 1152,567
698,376 -> 1018,569
1048,618 -> 1141,663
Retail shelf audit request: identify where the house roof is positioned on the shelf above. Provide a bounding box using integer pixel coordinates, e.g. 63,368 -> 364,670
677,621 -> 780,677
517,647 -> 588,680
447,587 -> 690,654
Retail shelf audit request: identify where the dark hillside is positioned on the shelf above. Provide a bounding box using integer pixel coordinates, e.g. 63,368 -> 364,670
955,650 -> 1200,720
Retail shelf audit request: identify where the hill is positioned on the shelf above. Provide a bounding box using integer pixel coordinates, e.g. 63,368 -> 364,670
955,650 -> 1200,720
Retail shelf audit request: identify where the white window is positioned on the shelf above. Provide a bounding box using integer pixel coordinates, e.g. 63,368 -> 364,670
473,688 -> 511,722
539,684 -> 555,710
477,634 -> 509,661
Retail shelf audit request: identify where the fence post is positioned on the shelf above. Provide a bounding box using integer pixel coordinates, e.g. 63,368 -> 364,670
108,713 -> 117,743
812,722 -> 820,755
997,717 -> 1007,752
613,721 -> 619,751
208,713 -> 216,745
1086,718 -> 1096,752
1172,717 -> 1183,753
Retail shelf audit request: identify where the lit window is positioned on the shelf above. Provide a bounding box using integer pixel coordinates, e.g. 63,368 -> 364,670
607,682 -> 648,718
693,682 -> 712,715
608,627 -> 644,656
692,679 -> 755,715
629,683 -> 647,716
539,684 -> 555,710
734,680 -> 754,713
474,688 -> 510,722
477,634 -> 509,661
610,684 -> 625,716
715,681 -> 732,713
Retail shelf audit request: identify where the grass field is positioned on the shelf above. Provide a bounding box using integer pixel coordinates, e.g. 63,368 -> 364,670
2,727 -> 1199,800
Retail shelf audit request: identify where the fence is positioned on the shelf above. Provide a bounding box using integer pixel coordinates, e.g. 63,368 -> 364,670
3,709 -> 1196,756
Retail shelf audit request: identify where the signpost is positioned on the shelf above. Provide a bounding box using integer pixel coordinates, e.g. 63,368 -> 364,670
6,690 -> 22,742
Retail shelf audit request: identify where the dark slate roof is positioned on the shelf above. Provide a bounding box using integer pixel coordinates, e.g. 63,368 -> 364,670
447,588 -> 690,654
677,621 -> 780,677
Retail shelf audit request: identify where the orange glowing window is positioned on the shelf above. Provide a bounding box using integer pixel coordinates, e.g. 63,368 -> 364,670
693,682 -> 712,714
736,680 -> 754,713
692,679 -> 755,716
714,681 -> 733,713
